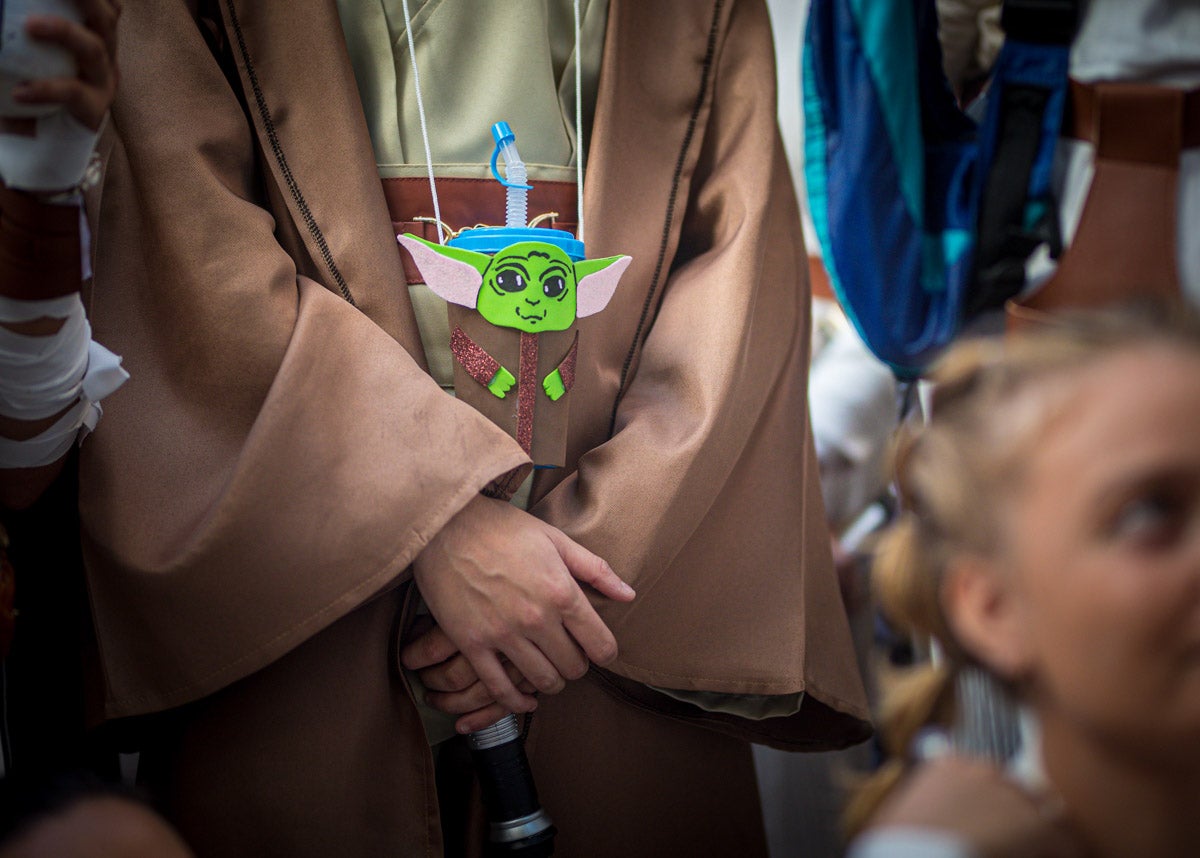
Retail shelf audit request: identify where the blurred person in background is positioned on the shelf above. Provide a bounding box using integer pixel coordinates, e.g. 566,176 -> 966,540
849,303 -> 1200,858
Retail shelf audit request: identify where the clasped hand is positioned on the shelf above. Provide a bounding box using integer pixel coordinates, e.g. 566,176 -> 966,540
403,495 -> 634,734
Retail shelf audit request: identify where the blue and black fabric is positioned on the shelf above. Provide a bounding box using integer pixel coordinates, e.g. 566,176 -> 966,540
803,0 -> 1079,378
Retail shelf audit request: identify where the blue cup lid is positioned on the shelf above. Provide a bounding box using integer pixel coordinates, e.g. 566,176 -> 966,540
447,226 -> 585,261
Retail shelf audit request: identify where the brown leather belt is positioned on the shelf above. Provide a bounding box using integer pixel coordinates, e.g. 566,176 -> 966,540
1007,79 -> 1192,330
383,176 -> 579,285
1064,79 -> 1200,165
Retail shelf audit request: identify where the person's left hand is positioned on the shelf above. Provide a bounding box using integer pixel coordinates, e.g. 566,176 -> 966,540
12,0 -> 122,131
404,623 -> 545,734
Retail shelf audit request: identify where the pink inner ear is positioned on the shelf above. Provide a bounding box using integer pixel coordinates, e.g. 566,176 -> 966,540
576,256 -> 632,318
397,235 -> 483,308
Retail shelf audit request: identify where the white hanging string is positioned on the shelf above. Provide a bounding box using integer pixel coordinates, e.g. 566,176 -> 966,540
400,0 -> 586,245
573,0 -> 585,243
400,0 -> 445,244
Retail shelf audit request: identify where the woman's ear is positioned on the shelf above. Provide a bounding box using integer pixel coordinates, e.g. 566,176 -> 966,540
941,554 -> 1033,682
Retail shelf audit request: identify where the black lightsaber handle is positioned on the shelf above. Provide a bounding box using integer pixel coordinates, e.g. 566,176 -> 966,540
467,715 -> 556,856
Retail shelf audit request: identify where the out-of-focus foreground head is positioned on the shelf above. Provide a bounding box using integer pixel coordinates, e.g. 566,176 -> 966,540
0,774 -> 195,858
849,299 -> 1200,833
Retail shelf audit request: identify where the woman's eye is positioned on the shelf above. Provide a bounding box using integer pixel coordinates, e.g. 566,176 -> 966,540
543,276 -> 566,299
1110,493 -> 1186,548
495,270 -> 525,293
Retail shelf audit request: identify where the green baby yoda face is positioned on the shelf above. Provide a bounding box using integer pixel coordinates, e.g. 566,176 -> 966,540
398,234 -> 631,333
477,243 -> 580,332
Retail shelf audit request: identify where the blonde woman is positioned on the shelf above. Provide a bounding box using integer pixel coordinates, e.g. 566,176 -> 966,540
848,303 -> 1200,858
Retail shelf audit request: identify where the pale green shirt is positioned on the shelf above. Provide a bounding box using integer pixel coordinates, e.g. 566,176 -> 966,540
336,0 -> 608,393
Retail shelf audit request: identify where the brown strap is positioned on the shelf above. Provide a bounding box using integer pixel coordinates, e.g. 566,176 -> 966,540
515,331 -> 540,454
1065,79 -> 1200,156
383,177 -> 579,285
0,182 -> 82,301
1008,83 -> 1184,330
555,332 -> 579,394
807,255 -> 835,302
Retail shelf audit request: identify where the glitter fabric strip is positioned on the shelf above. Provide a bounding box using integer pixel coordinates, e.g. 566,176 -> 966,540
517,331 -> 539,453
450,325 -> 501,387
557,332 -> 579,393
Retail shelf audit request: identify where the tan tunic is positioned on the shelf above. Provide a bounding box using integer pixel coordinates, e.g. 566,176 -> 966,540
83,0 -> 870,853
336,0 -> 609,397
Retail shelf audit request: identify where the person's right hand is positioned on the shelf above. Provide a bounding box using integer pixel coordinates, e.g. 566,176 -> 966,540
410,494 -> 635,717
867,756 -> 1087,858
12,0 -> 122,132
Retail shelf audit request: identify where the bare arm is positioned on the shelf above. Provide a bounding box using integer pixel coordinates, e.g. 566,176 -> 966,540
1,0 -> 121,509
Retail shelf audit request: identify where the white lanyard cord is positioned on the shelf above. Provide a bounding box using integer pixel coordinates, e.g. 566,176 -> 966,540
400,0 -> 445,244
398,0 -> 586,244
573,0 -> 585,243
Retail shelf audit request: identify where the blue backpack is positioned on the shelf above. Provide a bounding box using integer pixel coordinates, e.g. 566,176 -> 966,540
803,0 -> 1080,378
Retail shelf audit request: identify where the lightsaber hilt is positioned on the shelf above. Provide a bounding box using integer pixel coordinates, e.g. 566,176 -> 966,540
467,714 -> 556,856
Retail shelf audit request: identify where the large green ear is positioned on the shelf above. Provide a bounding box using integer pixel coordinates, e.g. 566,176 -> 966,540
397,234 -> 492,308
575,255 -> 632,318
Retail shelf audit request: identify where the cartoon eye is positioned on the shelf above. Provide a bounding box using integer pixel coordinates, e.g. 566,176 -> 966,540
543,276 -> 566,299
495,269 -> 526,293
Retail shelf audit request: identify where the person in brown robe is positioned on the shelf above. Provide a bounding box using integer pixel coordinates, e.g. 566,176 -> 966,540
80,1 -> 871,855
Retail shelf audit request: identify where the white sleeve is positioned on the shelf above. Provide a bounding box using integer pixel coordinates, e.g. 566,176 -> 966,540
848,827 -> 979,858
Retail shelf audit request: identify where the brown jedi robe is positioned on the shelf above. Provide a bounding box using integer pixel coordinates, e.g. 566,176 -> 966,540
81,0 -> 870,854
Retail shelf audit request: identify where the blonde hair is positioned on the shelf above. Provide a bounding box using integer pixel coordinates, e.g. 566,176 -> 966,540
844,301 -> 1200,836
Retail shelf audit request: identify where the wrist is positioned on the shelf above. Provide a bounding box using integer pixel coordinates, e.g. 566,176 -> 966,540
422,494 -> 491,552
415,493 -> 511,579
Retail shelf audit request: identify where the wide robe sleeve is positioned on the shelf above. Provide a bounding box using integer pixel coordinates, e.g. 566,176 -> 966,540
80,0 -> 529,718
532,0 -> 870,748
